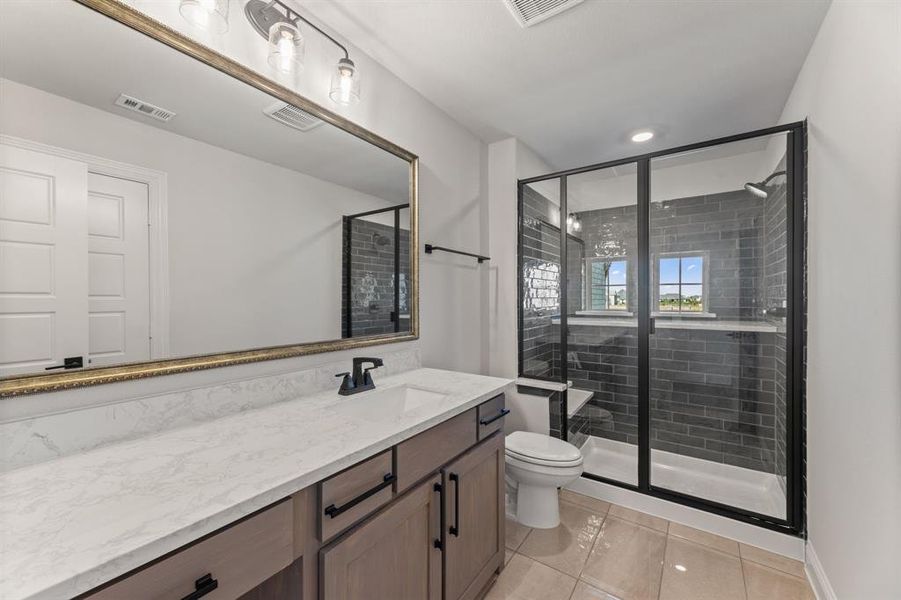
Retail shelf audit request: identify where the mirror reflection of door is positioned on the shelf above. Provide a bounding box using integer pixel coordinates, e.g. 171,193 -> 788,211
0,143 -> 151,377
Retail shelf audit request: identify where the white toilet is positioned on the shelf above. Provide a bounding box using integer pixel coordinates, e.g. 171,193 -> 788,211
505,431 -> 584,528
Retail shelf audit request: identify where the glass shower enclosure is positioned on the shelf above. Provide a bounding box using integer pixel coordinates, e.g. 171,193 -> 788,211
518,124 -> 805,534
342,203 -> 411,338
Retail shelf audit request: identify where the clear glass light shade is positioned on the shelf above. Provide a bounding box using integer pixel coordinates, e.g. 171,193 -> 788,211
267,22 -> 304,74
329,58 -> 360,105
179,0 -> 229,34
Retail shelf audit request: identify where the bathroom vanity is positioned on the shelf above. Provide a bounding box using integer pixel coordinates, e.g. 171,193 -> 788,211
0,369 -> 511,600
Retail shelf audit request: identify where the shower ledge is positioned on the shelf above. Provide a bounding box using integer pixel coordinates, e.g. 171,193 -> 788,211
551,317 -> 779,333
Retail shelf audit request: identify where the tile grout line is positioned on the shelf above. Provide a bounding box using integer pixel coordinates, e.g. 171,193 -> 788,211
656,522 -> 670,600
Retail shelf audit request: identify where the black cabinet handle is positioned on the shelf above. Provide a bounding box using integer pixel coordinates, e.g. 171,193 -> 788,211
180,574 -> 218,600
324,473 -> 395,519
45,356 -> 83,371
448,473 -> 460,537
433,482 -> 443,550
479,408 -> 510,426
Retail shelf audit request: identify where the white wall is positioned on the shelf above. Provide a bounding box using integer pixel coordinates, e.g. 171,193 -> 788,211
2,0 -> 486,418
487,138 -> 557,433
0,78 -> 398,356
777,2 -> 901,598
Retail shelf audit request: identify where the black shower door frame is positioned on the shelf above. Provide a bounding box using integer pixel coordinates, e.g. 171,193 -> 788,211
517,122 -> 806,537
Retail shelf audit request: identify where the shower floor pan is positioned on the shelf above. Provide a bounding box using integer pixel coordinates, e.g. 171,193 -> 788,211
580,435 -> 786,520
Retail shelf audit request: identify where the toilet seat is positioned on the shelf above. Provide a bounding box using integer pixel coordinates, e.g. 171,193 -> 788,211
505,431 -> 583,468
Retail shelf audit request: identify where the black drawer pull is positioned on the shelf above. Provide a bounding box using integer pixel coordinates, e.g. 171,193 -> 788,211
449,472 -> 460,537
324,473 -> 396,519
433,482 -> 443,550
181,573 -> 218,600
479,408 -> 510,426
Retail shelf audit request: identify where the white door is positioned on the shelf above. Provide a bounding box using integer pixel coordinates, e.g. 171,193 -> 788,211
0,144 -> 88,376
86,173 -> 150,367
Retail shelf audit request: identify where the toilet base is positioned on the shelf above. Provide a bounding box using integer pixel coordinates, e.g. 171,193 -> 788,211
515,483 -> 561,529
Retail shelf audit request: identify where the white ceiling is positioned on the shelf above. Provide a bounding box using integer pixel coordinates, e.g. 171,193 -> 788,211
301,0 -> 830,170
0,0 -> 409,204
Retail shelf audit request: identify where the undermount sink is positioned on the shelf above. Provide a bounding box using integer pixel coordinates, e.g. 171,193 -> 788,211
330,384 -> 448,421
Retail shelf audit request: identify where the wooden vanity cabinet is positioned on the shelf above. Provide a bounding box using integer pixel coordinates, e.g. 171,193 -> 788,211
320,474 -> 443,600
443,433 -> 505,600
81,394 -> 506,600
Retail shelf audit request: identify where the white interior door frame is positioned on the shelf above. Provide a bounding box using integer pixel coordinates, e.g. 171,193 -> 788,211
0,134 -> 171,359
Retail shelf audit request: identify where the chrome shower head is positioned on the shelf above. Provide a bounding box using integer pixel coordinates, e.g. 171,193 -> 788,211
744,170 -> 787,200
744,182 -> 769,198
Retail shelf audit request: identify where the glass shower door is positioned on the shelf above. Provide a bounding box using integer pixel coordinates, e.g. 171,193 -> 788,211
564,165 -> 639,486
648,134 -> 791,519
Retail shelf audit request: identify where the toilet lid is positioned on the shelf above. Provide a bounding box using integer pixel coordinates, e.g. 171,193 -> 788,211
505,431 -> 582,465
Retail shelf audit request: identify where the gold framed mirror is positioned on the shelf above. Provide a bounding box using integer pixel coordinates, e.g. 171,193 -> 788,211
0,0 -> 418,397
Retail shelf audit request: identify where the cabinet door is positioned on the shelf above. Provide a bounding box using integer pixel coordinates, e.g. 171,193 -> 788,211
444,433 -> 505,600
321,475 -> 442,600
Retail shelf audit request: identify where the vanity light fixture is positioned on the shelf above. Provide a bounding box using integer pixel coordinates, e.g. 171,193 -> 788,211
330,57 -> 360,105
631,130 -> 654,143
179,0 -> 229,33
567,213 -> 582,233
268,20 -> 304,73
244,0 -> 360,104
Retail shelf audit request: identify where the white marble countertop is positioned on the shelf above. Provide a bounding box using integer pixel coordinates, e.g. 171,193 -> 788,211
0,368 -> 512,600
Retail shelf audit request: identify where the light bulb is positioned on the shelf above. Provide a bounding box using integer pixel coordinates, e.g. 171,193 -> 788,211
268,21 -> 303,74
330,58 -> 360,105
179,0 -> 228,33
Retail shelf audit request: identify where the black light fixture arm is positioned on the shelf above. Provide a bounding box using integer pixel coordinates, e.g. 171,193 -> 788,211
247,0 -> 350,59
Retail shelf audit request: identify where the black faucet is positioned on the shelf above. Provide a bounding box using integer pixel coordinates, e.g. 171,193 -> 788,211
336,357 -> 384,395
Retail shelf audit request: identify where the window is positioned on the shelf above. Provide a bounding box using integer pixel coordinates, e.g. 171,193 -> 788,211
587,258 -> 628,311
657,255 -> 704,313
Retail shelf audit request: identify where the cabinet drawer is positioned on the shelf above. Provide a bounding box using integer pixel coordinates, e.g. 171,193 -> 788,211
396,409 -> 477,492
476,395 -> 507,440
86,500 -> 293,600
319,449 -> 394,542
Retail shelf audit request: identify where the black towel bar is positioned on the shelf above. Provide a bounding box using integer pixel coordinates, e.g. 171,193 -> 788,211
424,244 -> 490,263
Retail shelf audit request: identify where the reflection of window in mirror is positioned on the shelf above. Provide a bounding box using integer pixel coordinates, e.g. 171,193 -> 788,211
586,258 -> 629,311
656,254 -> 706,314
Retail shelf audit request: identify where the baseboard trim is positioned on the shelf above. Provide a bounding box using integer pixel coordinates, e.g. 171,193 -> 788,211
566,477 -> 805,559
805,541 -> 838,600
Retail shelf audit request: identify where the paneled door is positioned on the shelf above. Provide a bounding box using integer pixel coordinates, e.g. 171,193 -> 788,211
320,474 -> 442,600
0,143 -> 88,376
86,173 -> 150,367
443,433 -> 504,600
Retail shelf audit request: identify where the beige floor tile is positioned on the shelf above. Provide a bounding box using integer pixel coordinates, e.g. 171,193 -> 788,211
560,489 -> 611,515
484,553 -> 577,600
743,560 -> 814,600
659,537 -> 745,600
569,580 -> 620,600
668,522 -> 739,556
518,500 -> 605,577
739,543 -> 806,578
505,548 -> 514,565
506,517 -> 532,551
608,504 -> 669,533
581,516 -> 667,600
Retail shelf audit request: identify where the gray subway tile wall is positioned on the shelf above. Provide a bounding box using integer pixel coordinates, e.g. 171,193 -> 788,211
523,178 -> 791,477
342,217 -> 411,337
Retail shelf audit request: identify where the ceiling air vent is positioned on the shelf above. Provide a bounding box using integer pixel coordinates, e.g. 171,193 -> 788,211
114,93 -> 175,122
263,102 -> 324,132
503,0 -> 584,28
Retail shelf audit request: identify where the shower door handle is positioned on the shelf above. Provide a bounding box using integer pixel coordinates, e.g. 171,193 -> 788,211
649,318 -> 656,334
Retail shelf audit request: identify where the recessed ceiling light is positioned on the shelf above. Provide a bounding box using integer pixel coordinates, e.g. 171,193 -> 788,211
631,130 -> 654,143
